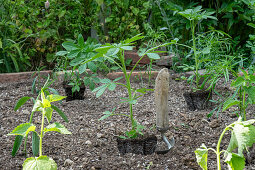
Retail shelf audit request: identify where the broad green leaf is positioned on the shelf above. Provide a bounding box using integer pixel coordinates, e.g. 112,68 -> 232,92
32,132 -> 39,157
222,98 -> 240,111
8,123 -> 36,137
44,122 -> 71,134
78,63 -> 87,74
62,41 -> 78,51
247,86 -> 255,103
248,23 -> 255,29
47,95 -> 66,102
70,57 -> 84,66
67,50 -> 80,59
45,107 -> 53,123
88,62 -> 97,73
51,104 -> 69,123
136,88 -> 154,94
107,48 -> 119,56
78,34 -> 84,47
194,144 -> 208,170
225,152 -> 245,170
14,97 -> 31,111
100,78 -> 111,84
11,135 -> 23,157
42,99 -> 51,108
55,51 -> 68,56
231,77 -> 245,87
227,122 -> 255,156
120,97 -> 137,104
121,46 -> 134,50
113,77 -> 123,82
23,156 -> 57,170
147,53 -> 160,60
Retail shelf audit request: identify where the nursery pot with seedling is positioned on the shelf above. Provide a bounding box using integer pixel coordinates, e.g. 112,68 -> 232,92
63,82 -> 86,101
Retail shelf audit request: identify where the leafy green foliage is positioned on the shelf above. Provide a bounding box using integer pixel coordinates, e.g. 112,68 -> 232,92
9,79 -> 70,168
195,118 -> 255,170
14,97 -> 31,111
194,144 -> 208,170
23,156 -> 57,170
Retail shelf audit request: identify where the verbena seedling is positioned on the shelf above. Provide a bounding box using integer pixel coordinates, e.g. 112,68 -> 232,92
195,117 -> 255,170
10,77 -> 70,170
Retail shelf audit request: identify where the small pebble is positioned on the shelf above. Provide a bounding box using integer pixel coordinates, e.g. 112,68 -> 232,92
64,159 -> 74,167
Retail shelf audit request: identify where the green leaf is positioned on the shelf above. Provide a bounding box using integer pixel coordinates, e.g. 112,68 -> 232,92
67,50 -> 80,59
194,144 -> 208,170
78,63 -> 87,74
32,132 -> 39,157
96,86 -> 107,98
88,62 -> 97,73
55,51 -> 68,56
124,34 -> 144,44
11,135 -> 23,157
98,111 -> 113,121
42,99 -> 51,108
224,152 -> 245,170
46,95 -> 66,102
222,98 -> 240,111
107,48 -> 119,56
247,86 -> 255,103
51,104 -> 69,123
62,41 -> 78,51
14,97 -> 31,111
121,46 -> 134,50
23,156 -> 57,170
231,77 -> 245,87
147,53 -> 160,60
227,121 -> 255,156
78,34 -> 84,47
45,107 -> 53,123
108,83 -> 116,91
8,123 -> 36,137
100,78 -> 111,84
44,122 -> 71,134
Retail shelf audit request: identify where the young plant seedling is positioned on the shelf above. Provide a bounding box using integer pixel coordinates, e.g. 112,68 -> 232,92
222,69 -> 255,121
195,117 -> 255,170
74,34 -> 172,138
9,77 -> 70,169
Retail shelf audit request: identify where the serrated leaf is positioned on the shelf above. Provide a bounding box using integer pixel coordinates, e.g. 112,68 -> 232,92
224,152 -> 245,170
55,51 -> 68,56
222,98 -> 240,111
46,95 -> 66,102
194,144 -> 208,170
78,63 -> 87,74
11,135 -> 23,157
8,123 -> 36,137
51,104 -> 69,123
23,156 -> 57,170
45,107 -> 53,123
100,78 -> 111,84
147,53 -> 160,60
32,132 -> 39,157
44,122 -> 71,134
14,97 -> 31,111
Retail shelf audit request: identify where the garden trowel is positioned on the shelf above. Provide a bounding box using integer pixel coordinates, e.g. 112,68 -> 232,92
154,68 -> 175,154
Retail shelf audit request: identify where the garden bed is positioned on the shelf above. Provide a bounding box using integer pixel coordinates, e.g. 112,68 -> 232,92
0,75 -> 255,169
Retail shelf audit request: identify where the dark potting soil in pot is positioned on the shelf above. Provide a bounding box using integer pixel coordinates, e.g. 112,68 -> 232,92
117,135 -> 157,155
63,83 -> 86,101
183,90 -> 211,111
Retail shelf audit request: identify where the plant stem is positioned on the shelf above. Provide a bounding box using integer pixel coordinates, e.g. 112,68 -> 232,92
39,109 -> 45,156
216,125 -> 230,170
120,50 -> 135,130
242,86 -> 246,121
191,20 -> 199,88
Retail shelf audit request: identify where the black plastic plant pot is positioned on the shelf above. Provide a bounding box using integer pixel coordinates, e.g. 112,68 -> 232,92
63,82 -> 86,101
117,135 -> 157,155
183,90 -> 211,111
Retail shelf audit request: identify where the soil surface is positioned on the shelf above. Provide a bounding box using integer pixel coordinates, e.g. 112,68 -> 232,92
1,73 -> 255,170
